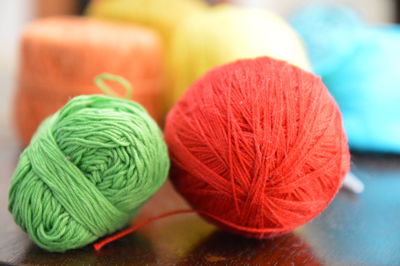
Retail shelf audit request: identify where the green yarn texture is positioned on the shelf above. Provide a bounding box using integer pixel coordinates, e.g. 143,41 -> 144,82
9,94 -> 169,252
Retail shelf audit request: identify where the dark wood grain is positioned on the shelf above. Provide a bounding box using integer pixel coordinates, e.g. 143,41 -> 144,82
396,0 -> 400,23
1,134 -> 400,265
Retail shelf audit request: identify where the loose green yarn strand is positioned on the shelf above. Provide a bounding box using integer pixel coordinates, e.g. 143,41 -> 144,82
94,73 -> 133,99
9,79 -> 169,252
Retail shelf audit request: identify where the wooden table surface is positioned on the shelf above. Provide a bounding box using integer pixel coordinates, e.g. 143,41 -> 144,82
1,133 -> 400,265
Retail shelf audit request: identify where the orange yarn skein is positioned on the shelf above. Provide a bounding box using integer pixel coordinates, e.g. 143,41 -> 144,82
15,17 -> 164,146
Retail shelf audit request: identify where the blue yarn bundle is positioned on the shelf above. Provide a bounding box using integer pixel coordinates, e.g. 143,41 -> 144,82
291,4 -> 400,153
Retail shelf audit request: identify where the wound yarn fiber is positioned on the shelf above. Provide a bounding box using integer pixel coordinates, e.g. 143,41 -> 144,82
15,17 -> 164,146
86,0 -> 206,44
292,4 -> 400,153
167,5 -> 311,109
290,4 -> 363,77
164,57 -> 350,238
9,76 -> 169,252
86,0 -> 207,118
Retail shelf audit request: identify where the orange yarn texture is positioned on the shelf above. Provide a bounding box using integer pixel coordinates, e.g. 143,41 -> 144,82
15,17 -> 164,146
164,57 -> 350,238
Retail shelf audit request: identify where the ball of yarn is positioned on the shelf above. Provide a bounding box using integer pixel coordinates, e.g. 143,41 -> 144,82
9,94 -> 169,252
290,4 -> 363,77
292,4 -> 400,153
167,5 -> 311,109
86,0 -> 206,44
164,57 -> 350,238
15,17 -> 164,146
323,26 -> 400,152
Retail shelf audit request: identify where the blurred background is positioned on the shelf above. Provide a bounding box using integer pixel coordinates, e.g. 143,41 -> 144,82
0,0 -> 397,145
0,0 -> 397,144
231,0 -> 396,22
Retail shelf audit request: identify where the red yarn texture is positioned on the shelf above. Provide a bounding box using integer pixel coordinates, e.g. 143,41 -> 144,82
164,57 -> 350,238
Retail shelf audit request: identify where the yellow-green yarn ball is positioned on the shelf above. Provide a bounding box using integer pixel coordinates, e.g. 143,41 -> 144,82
86,0 -> 207,44
167,5 -> 312,108
8,95 -> 170,252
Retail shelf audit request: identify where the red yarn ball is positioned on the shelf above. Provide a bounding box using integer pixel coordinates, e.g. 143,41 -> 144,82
164,57 -> 350,238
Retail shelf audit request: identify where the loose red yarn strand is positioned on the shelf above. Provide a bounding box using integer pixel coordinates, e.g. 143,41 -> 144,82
94,209 -> 195,251
94,204 -> 312,252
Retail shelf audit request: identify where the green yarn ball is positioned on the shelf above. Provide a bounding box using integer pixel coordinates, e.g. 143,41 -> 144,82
8,94 -> 169,252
